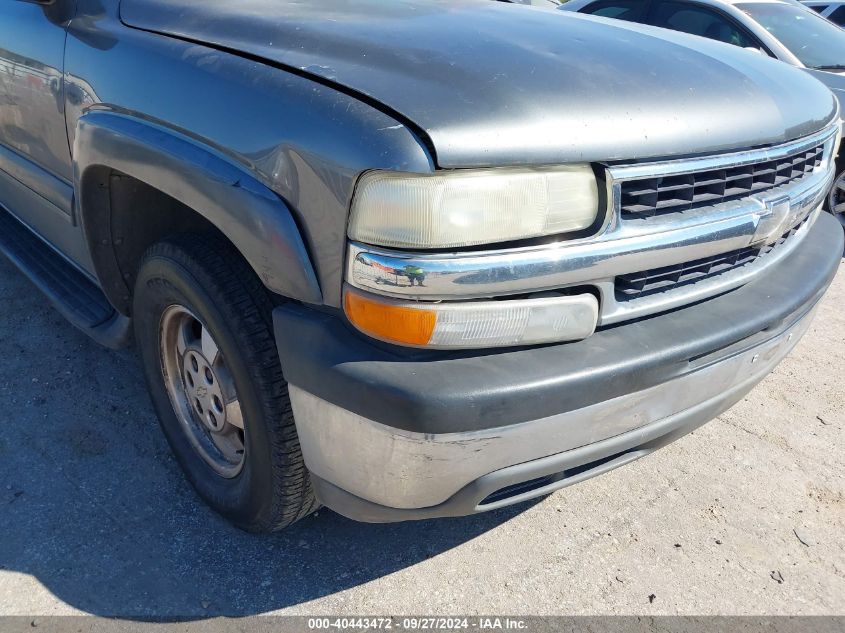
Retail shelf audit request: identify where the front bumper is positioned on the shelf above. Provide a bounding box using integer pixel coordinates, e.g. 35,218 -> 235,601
274,212 -> 843,523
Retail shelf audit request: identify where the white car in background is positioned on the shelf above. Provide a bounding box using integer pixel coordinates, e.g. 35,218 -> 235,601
497,0 -> 562,5
560,0 -> 845,222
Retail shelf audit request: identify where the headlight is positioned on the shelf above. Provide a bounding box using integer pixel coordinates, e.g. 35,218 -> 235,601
348,166 -> 600,249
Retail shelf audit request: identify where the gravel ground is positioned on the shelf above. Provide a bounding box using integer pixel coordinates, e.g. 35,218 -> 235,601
0,253 -> 842,618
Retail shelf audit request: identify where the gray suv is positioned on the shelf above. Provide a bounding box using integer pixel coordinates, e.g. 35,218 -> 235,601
0,0 -> 841,531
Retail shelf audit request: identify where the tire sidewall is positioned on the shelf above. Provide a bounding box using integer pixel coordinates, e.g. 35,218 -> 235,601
830,169 -> 845,214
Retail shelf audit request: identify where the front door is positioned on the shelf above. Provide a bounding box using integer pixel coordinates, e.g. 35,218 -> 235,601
0,0 -> 94,271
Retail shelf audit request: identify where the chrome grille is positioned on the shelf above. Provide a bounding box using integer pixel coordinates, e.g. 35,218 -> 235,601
620,144 -> 825,219
615,218 -> 808,302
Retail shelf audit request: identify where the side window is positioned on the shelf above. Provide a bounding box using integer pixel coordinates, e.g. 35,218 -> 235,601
650,1 -> 757,48
584,0 -> 648,23
828,5 -> 845,24
806,4 -> 828,14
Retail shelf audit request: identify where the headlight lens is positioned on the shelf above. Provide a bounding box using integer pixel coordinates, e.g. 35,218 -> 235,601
348,166 -> 600,249
344,286 -> 598,349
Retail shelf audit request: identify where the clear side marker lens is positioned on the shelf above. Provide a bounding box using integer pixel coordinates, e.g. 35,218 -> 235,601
344,286 -> 598,349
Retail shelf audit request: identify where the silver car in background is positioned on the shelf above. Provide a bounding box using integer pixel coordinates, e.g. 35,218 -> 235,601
560,0 -> 845,222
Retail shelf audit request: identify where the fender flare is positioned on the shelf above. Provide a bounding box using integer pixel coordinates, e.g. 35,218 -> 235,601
73,111 -> 322,312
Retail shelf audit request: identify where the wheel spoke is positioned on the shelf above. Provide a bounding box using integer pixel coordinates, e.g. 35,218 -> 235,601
835,201 -> 845,214
201,325 -> 220,365
213,363 -> 244,430
836,181 -> 845,193
209,423 -> 244,461
225,399 -> 245,429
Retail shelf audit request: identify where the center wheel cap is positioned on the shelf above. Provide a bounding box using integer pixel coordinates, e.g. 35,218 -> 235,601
183,349 -> 227,432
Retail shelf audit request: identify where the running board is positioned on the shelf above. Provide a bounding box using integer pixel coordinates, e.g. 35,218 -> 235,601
0,207 -> 131,349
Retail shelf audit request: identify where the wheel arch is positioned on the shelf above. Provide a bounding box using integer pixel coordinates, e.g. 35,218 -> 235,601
74,111 -> 323,315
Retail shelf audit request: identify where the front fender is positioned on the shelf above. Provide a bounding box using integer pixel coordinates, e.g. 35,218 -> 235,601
74,110 -> 322,308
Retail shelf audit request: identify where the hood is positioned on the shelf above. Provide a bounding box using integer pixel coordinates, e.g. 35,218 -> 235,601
120,0 -> 838,168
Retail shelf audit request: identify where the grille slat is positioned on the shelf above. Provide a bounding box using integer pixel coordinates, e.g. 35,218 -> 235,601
615,220 -> 807,301
620,144 -> 824,219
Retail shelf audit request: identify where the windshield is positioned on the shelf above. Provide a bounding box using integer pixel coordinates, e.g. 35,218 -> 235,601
737,2 -> 845,68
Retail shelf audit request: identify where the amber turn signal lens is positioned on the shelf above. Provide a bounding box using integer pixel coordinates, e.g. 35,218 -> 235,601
344,289 -> 437,346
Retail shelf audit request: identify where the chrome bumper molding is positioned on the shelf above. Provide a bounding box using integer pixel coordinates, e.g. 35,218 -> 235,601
290,305 -> 816,510
347,125 -> 838,325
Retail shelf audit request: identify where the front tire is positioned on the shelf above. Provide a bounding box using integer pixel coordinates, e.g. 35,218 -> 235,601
826,163 -> 845,229
133,233 -> 318,532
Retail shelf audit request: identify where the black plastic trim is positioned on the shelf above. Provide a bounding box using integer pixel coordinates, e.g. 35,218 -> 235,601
74,111 -> 323,312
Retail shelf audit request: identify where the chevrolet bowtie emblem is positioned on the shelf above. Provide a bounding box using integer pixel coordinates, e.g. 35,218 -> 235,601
753,194 -> 793,244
